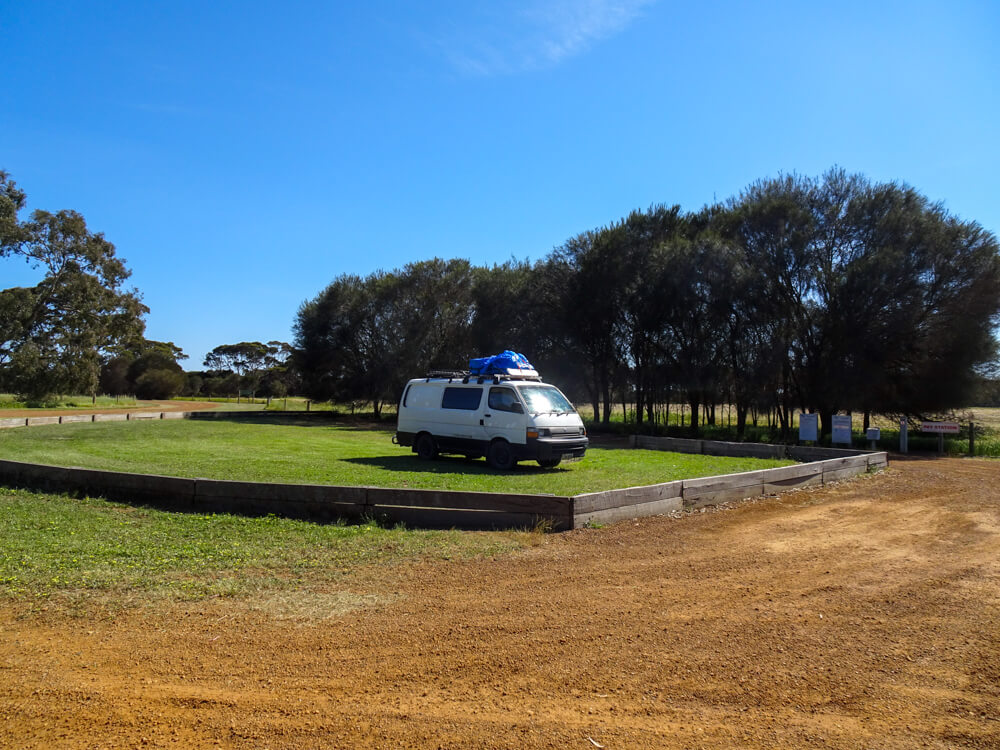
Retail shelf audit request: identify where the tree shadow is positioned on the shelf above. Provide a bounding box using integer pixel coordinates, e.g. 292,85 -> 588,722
187,412 -> 395,431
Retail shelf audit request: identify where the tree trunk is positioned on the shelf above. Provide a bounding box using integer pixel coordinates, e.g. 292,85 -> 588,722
688,395 -> 700,434
589,365 -> 600,424
820,409 -> 833,438
736,404 -> 748,438
601,373 -> 611,425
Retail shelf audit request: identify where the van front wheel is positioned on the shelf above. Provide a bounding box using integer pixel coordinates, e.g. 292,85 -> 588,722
415,433 -> 438,460
487,440 -> 516,470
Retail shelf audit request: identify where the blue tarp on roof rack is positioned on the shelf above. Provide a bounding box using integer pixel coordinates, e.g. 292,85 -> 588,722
469,350 -> 537,377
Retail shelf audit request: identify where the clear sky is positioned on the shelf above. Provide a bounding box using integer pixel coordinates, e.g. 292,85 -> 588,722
3,0 -> 998,365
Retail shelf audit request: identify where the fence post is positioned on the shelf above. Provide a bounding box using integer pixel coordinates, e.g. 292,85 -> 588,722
899,419 -> 908,454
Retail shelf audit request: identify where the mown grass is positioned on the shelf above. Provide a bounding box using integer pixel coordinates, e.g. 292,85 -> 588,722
0,419 -> 793,495
0,486 -> 533,606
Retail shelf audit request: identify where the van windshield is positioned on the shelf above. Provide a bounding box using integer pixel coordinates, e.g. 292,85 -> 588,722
518,385 -> 576,415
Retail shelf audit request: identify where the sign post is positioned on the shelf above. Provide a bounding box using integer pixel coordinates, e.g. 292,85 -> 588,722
866,427 -> 881,450
920,421 -> 960,456
831,415 -> 852,447
899,419 -> 908,454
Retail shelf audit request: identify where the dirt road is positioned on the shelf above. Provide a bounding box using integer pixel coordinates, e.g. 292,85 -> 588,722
2,457 -> 999,748
0,400 -> 221,419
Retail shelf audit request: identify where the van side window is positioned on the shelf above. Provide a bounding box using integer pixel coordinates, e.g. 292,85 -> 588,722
441,387 -> 483,411
488,387 -> 521,413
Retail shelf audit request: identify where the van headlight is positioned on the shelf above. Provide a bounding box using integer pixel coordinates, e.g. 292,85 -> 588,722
527,428 -> 550,439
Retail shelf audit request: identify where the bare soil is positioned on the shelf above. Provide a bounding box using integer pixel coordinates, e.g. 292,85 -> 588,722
2,457 -> 999,749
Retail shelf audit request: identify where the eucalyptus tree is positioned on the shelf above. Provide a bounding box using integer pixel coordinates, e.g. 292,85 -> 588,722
0,172 -> 147,400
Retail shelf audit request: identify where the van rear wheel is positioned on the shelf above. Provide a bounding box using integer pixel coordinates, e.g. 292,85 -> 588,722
415,433 -> 438,460
487,439 -> 516,470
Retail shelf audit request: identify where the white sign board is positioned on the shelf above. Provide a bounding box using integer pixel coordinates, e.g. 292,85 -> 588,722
831,415 -> 852,445
799,413 -> 818,442
921,421 -> 960,434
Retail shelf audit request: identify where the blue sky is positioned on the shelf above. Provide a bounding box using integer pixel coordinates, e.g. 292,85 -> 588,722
3,0 -> 998,365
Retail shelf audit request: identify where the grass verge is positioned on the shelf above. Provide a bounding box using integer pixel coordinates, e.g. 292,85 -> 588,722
0,487 -> 534,609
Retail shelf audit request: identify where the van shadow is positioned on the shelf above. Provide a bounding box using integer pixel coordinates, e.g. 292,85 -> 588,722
343,454 -> 564,476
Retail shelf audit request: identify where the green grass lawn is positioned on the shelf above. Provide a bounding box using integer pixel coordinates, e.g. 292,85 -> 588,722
0,486 -> 532,606
0,418 -> 794,495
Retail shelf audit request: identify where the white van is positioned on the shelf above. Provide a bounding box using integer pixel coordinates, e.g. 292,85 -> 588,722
395,372 -> 588,469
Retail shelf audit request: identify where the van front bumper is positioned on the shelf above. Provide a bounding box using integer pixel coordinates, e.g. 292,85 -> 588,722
524,436 -> 589,461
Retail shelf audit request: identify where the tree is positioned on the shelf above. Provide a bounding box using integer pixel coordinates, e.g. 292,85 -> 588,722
0,171 -> 147,400
203,342 -> 275,377
295,259 -> 479,417
99,339 -> 188,398
727,169 -> 1000,433
294,273 -> 400,415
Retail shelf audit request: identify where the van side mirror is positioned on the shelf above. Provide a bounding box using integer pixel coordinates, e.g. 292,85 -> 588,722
511,403 -> 524,414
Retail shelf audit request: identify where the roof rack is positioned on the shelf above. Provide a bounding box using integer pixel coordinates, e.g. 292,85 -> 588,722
423,369 -> 543,384
425,369 -> 468,382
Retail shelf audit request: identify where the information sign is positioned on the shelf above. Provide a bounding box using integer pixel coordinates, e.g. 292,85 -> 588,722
920,421 -> 960,434
831,415 -> 852,445
799,413 -> 818,442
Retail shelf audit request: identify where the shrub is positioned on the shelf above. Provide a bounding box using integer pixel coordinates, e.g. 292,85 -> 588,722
134,369 -> 185,400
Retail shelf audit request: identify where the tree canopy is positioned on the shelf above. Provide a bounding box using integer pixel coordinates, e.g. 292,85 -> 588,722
295,169 -> 1000,432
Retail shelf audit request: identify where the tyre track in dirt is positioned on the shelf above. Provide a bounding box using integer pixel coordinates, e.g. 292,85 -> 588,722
2,457 -> 999,748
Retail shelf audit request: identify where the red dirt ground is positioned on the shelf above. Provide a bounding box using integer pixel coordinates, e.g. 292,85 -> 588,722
2,457 -> 999,749
0,400 -> 221,418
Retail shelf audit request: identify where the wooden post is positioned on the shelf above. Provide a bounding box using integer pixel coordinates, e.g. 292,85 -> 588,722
306,400 -> 311,412
970,422 -> 975,456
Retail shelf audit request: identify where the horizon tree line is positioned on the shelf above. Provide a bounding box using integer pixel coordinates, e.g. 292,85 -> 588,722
3,166 -> 998,432
295,168 -> 1000,436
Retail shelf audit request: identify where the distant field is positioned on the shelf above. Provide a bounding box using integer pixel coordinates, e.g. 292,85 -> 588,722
0,419 -> 793,496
